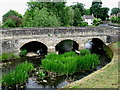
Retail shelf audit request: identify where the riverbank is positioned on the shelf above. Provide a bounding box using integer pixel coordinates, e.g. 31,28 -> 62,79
60,42 -> 119,88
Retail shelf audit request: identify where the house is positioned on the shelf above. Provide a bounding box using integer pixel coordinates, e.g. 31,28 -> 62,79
83,15 -> 94,25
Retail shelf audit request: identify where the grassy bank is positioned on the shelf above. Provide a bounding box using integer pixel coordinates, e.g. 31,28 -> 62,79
60,42 -> 119,88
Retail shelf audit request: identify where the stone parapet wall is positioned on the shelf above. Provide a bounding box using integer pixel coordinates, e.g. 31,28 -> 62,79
1,26 -> 118,37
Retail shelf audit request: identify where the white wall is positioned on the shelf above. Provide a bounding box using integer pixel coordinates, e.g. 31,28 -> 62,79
85,19 -> 93,25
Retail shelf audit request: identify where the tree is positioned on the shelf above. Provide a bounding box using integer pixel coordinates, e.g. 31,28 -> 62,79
84,9 -> 91,15
99,7 -> 109,20
23,2 -> 68,26
23,8 -> 61,27
2,10 -> 22,23
2,18 -> 16,28
90,0 -> 102,18
63,6 -> 74,26
2,10 -> 22,27
90,0 -> 109,20
111,8 -> 120,16
71,2 -> 85,16
73,8 -> 83,26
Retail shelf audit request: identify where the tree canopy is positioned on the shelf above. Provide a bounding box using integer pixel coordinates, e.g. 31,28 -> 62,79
111,8 -> 120,16
90,0 -> 109,20
2,10 -> 22,28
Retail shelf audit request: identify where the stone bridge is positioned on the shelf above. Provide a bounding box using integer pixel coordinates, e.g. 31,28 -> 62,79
0,26 -> 119,55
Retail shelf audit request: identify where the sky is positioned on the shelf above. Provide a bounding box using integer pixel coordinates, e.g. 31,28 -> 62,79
0,0 -> 119,23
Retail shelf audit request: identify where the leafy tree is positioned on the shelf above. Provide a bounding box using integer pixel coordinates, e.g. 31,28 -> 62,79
63,6 -> 74,26
99,7 -> 109,20
2,18 -> 16,28
23,2 -> 68,26
73,8 -> 83,26
111,8 -> 120,16
2,10 -> 22,23
90,0 -> 102,18
2,10 -> 22,27
90,0 -> 109,20
71,2 -> 85,16
84,9 -> 91,15
23,8 -> 61,27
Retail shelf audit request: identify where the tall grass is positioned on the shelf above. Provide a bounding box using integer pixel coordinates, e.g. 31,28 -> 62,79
0,53 -> 20,61
41,51 -> 99,75
2,61 -> 34,86
80,49 -> 91,56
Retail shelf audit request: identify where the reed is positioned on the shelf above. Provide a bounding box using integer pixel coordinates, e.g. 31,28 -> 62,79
41,51 -> 99,75
2,61 -> 34,86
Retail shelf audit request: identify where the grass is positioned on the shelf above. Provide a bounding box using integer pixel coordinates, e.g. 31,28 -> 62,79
41,51 -> 99,75
0,53 -> 20,61
61,42 -> 119,88
2,61 -> 34,86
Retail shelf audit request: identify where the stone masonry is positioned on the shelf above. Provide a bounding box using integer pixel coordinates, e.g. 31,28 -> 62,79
1,26 -> 119,55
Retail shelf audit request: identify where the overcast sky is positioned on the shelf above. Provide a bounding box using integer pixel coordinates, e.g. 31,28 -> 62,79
0,0 -> 119,22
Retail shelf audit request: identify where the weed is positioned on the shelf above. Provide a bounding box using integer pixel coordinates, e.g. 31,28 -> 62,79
2,61 -> 34,86
38,70 -> 46,79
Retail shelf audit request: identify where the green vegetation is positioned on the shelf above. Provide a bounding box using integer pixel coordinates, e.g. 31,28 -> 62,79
90,1 -> 109,20
0,53 -> 20,61
63,42 -> 119,88
116,41 -> 120,47
41,51 -> 99,75
93,18 -> 102,26
80,49 -> 90,56
2,61 -> 34,86
19,49 -> 27,57
23,7 -> 61,27
110,16 -> 120,24
111,8 -> 120,16
38,70 -> 46,79
2,10 -> 22,28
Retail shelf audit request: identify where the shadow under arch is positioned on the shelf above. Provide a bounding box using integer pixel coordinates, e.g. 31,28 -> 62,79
20,41 -> 48,55
85,38 -> 113,63
55,39 -> 79,54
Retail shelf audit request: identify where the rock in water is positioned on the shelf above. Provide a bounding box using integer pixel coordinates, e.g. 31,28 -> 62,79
26,52 -> 38,57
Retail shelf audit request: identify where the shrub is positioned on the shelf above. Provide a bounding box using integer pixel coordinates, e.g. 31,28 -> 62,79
0,53 -> 20,61
2,18 -> 16,28
93,18 -> 102,26
2,61 -> 34,86
41,51 -> 99,75
78,22 -> 88,27
19,49 -> 27,57
110,16 -> 120,24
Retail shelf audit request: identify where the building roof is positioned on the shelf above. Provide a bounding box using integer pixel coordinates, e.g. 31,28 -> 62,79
93,0 -> 102,2
83,15 -> 94,19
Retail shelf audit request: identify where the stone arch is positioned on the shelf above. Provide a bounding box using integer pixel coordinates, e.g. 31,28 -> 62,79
55,39 -> 79,54
20,41 -> 48,55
